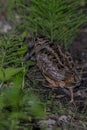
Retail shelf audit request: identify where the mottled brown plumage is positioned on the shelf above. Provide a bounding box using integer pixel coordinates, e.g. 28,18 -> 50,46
28,37 -> 81,102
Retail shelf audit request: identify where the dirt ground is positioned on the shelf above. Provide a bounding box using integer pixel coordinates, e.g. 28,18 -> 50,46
70,28 -> 87,90
70,30 -> 87,65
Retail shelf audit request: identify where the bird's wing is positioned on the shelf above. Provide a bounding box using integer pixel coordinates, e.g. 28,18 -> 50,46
43,66 -> 65,82
37,54 -> 65,82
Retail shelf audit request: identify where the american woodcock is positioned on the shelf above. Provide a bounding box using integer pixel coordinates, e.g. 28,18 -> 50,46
26,37 -> 81,103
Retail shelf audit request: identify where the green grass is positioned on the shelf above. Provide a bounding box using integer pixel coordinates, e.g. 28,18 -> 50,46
0,34 -> 45,129
15,0 -> 87,47
0,72 -> 46,129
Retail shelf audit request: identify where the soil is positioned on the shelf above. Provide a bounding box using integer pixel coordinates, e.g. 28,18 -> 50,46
70,29 -> 87,89
70,31 -> 87,65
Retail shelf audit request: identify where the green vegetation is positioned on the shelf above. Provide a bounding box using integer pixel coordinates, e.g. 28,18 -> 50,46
0,34 -> 45,129
15,0 -> 87,47
0,73 -> 45,129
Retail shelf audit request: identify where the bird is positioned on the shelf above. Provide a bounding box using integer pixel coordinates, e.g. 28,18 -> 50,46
26,37 -> 81,103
